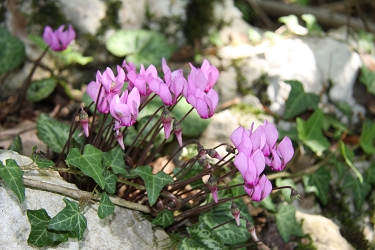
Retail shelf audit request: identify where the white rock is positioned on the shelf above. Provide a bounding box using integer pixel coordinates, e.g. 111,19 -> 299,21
295,210 -> 354,250
0,150 -> 170,249
58,0 -> 107,35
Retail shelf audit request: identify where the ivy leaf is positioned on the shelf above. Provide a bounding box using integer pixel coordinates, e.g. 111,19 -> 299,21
26,78 -> 57,103
152,209 -> 174,228
36,113 -> 83,153
134,166 -> 173,206
103,169 -> 117,194
359,119 -> 375,154
296,109 -> 330,153
8,135 -> 22,153
31,146 -> 54,169
359,65 -> 375,96
301,14 -> 322,34
342,174 -> 371,210
284,80 -> 320,119
103,146 -> 126,175
0,159 -> 25,203
276,178 -> 297,202
339,140 -> 363,183
48,198 -> 87,240
66,144 -> 105,189
27,209 -> 69,247
199,199 -> 252,245
302,167 -> 330,205
178,223 -> 224,250
275,205 -> 304,242
98,192 -> 115,219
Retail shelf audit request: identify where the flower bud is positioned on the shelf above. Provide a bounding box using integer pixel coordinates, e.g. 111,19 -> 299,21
173,118 -> 183,147
79,108 -> 89,137
206,149 -> 222,160
231,201 -> 241,226
198,157 -> 211,169
246,221 -> 259,242
161,107 -> 173,139
290,187 -> 301,202
207,174 -> 218,203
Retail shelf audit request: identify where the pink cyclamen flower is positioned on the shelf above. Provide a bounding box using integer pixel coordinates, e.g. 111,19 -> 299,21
187,88 -> 218,119
187,59 -> 219,93
127,64 -> 158,97
244,174 -> 272,202
110,88 -> 140,127
87,66 -> 125,114
43,24 -> 76,51
270,136 -> 294,171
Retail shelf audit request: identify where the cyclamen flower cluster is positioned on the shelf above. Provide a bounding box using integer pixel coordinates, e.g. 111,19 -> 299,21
230,121 -> 294,201
85,58 -> 220,149
43,24 -> 76,52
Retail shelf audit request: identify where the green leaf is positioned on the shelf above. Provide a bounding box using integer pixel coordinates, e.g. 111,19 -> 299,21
229,172 -> 246,197
302,167 -> 330,204
98,192 -> 115,219
106,29 -> 174,68
103,146 -> 126,174
0,159 -> 25,203
8,135 -> 22,153
301,14 -> 322,34
36,113 -> 84,153
199,199 -> 252,245
284,80 -> 320,119
134,166 -> 173,206
178,223 -> 224,250
296,109 -> 330,153
31,146 -> 54,169
360,65 -> 375,95
256,195 -> 276,212
26,78 -> 57,102
342,174 -> 371,210
364,163 -> 375,185
339,140 -> 363,183
48,198 -> 87,240
103,169 -> 117,194
57,47 -> 93,65
0,27 -> 25,74
360,119 -> 375,154
65,144 -> 105,189
152,209 -> 174,228
27,209 -> 69,247
275,205 -> 304,242
276,178 -> 297,202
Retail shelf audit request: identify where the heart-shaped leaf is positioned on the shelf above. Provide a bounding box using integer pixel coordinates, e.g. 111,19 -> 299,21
284,80 -> 320,119
65,144 -> 105,189
134,165 -> 173,206
48,198 -> 87,240
98,192 -> 115,219
36,113 -> 84,153
26,78 -> 57,103
103,146 -> 126,175
178,223 -> 224,250
31,146 -> 54,169
0,159 -> 25,203
0,27 -> 25,74
103,169 -> 117,194
302,167 -> 330,204
105,29 -> 175,68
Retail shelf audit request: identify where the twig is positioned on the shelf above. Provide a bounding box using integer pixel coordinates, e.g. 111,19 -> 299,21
22,177 -> 151,214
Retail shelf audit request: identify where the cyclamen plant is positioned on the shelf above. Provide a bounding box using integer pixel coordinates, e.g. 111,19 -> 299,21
2,23 -> 298,248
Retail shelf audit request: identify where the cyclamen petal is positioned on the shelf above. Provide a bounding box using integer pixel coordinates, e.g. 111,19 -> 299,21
233,152 -> 249,177
251,149 -> 265,175
264,121 -> 278,149
270,148 -> 282,171
244,159 -> 259,188
245,175 -> 272,201
43,25 -> 76,51
230,127 -> 252,155
277,137 -> 294,165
